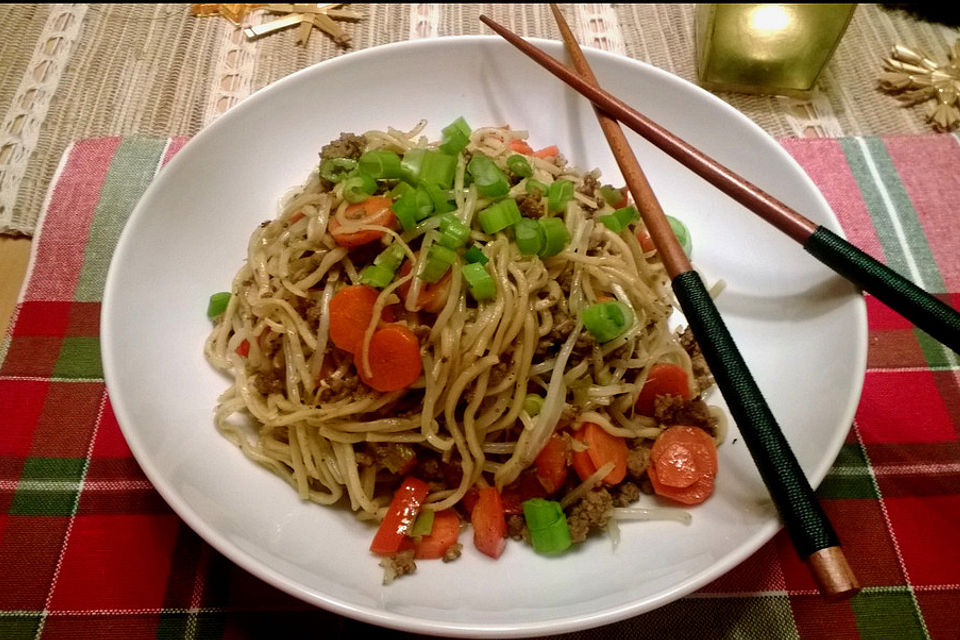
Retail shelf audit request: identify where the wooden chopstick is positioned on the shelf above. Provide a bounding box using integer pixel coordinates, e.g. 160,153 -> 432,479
480,9 -> 861,601
479,14 -> 960,358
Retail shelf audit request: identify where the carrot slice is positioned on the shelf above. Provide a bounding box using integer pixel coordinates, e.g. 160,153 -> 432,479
414,509 -> 462,559
649,426 -> 717,505
329,196 -> 396,248
532,145 -> 559,159
471,486 -> 507,559
651,425 -> 717,487
635,362 -> 693,416
648,463 -> 715,505
534,433 -> 570,494
328,284 -> 383,354
570,422 -> 628,485
508,139 -> 534,155
397,260 -> 452,313
356,323 -> 422,392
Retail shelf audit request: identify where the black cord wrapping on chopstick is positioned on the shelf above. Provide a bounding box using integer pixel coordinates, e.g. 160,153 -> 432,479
672,271 -> 841,558
805,226 -> 960,354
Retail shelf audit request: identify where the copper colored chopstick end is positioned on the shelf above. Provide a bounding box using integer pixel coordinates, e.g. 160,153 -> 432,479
806,546 -> 860,601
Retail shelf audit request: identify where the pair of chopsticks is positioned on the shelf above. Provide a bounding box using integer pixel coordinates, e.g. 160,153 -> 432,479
480,7 -> 884,601
481,11 -> 960,357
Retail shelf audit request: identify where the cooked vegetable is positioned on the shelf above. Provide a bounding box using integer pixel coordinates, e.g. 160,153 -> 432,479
522,498 -> 572,555
514,217 -> 545,255
207,292 -> 231,318
571,422 -> 628,485
462,262 -> 496,301
467,154 -> 510,199
329,196 -> 397,247
471,486 -> 507,559
370,476 -> 429,555
598,205 -> 639,233
477,198 -> 522,234
534,432 -> 569,494
506,154 -> 533,177
358,150 -> 403,179
420,244 -> 458,283
414,509 -> 461,559
328,284 -> 387,354
547,179 -> 574,213
537,217 -> 570,257
356,324 -> 423,392
635,362 -> 692,416
648,426 -> 717,505
319,157 -> 357,183
582,300 -> 634,343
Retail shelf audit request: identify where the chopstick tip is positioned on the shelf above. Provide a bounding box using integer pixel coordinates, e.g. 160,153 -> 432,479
807,546 -> 861,602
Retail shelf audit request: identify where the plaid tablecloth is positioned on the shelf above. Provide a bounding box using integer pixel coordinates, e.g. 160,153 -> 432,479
1,133 -> 958,639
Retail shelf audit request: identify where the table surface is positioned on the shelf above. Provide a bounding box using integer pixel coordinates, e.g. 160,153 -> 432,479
1,4 -> 959,639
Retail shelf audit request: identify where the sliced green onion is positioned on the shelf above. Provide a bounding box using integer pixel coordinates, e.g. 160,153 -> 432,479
400,148 -> 425,184
668,215 -> 692,256
598,205 -> 639,233
393,187 -> 434,230
467,155 -> 510,199
477,198 -> 522,234
582,300 -> 635,343
599,184 -> 626,207
374,244 -> 406,272
537,217 -> 570,258
419,150 -> 458,189
420,244 -> 457,283
522,498 -> 571,556
506,154 -> 533,178
438,116 -> 471,155
525,179 -> 548,197
207,292 -> 231,318
462,262 -> 496,301
423,183 -> 456,214
359,264 -> 395,288
410,509 -> 435,537
547,179 -> 574,213
523,394 -> 544,416
514,218 -> 545,255
358,150 -> 403,179
318,157 -> 357,183
389,181 -> 414,199
438,214 -> 471,249
342,172 -> 377,203
463,245 -> 489,265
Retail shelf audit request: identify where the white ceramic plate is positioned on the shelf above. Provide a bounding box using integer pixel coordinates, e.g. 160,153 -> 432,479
102,37 -> 867,638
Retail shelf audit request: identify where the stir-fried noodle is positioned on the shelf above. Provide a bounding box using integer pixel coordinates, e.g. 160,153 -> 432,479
205,120 -> 721,560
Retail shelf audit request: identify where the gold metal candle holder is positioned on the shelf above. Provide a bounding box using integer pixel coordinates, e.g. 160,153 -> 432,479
696,4 -> 856,99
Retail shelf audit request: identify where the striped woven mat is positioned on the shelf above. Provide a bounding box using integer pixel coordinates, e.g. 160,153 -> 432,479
0,134 -> 958,639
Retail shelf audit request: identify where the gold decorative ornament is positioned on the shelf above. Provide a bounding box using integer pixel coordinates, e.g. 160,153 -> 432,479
190,4 -> 264,27
879,40 -> 960,132
244,3 -> 363,47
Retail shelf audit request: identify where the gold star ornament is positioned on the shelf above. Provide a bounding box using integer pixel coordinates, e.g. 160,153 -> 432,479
243,3 -> 362,47
879,39 -> 960,132
190,4 -> 264,27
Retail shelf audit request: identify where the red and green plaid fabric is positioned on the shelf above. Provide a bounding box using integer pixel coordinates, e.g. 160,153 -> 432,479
1,134 -> 958,639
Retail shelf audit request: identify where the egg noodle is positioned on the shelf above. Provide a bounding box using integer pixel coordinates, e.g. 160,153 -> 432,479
204,120 -> 720,558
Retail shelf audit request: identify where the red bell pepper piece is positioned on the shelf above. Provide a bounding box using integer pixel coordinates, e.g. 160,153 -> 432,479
534,433 -> 570,494
471,486 -> 507,559
414,509 -> 462,559
369,476 -> 429,555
